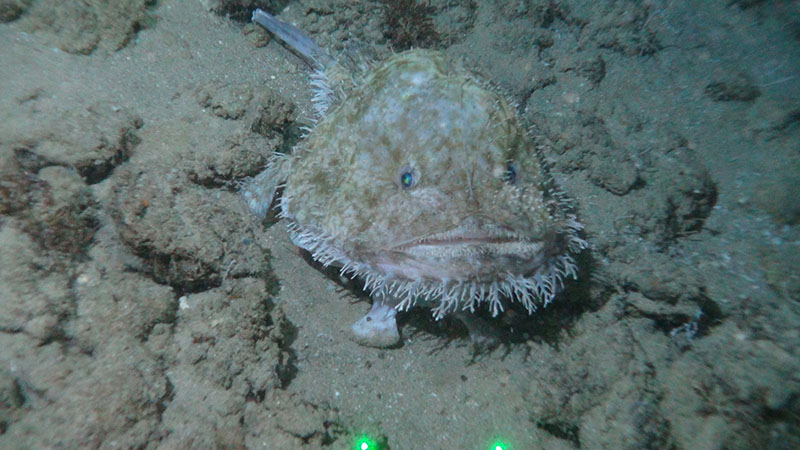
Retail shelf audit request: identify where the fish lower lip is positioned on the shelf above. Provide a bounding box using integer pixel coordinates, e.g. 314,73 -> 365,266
392,224 -> 523,251
401,236 -> 516,247
393,236 -> 543,258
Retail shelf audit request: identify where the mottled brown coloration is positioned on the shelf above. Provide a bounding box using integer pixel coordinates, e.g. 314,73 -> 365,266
246,12 -> 586,345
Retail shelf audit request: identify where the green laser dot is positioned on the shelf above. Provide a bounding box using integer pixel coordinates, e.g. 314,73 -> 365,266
491,441 -> 508,450
355,435 -> 376,450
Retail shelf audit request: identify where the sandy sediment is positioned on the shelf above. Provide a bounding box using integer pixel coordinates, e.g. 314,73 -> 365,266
0,0 -> 798,448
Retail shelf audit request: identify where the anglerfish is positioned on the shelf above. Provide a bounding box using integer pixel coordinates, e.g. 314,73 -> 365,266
244,9 -> 587,348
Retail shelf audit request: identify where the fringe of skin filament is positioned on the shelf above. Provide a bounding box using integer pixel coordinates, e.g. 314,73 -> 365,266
284,213 -> 587,321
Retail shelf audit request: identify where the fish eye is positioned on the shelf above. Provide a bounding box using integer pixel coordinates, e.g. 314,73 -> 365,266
398,165 -> 417,189
400,171 -> 413,188
504,161 -> 518,184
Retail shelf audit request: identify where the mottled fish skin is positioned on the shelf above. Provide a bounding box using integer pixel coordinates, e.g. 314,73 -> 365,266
253,48 -> 584,312
246,13 -> 586,345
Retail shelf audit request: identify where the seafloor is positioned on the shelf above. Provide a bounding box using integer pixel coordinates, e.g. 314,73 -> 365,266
0,0 -> 798,449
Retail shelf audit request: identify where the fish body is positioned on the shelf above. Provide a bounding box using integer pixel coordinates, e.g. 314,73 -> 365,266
246,10 -> 586,347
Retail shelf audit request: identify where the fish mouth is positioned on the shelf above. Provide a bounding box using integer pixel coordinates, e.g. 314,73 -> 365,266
371,222 -> 549,284
395,232 -> 518,248
390,222 -> 543,257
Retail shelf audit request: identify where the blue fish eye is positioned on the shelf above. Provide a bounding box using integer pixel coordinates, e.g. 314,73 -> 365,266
504,161 -> 517,184
400,171 -> 414,188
